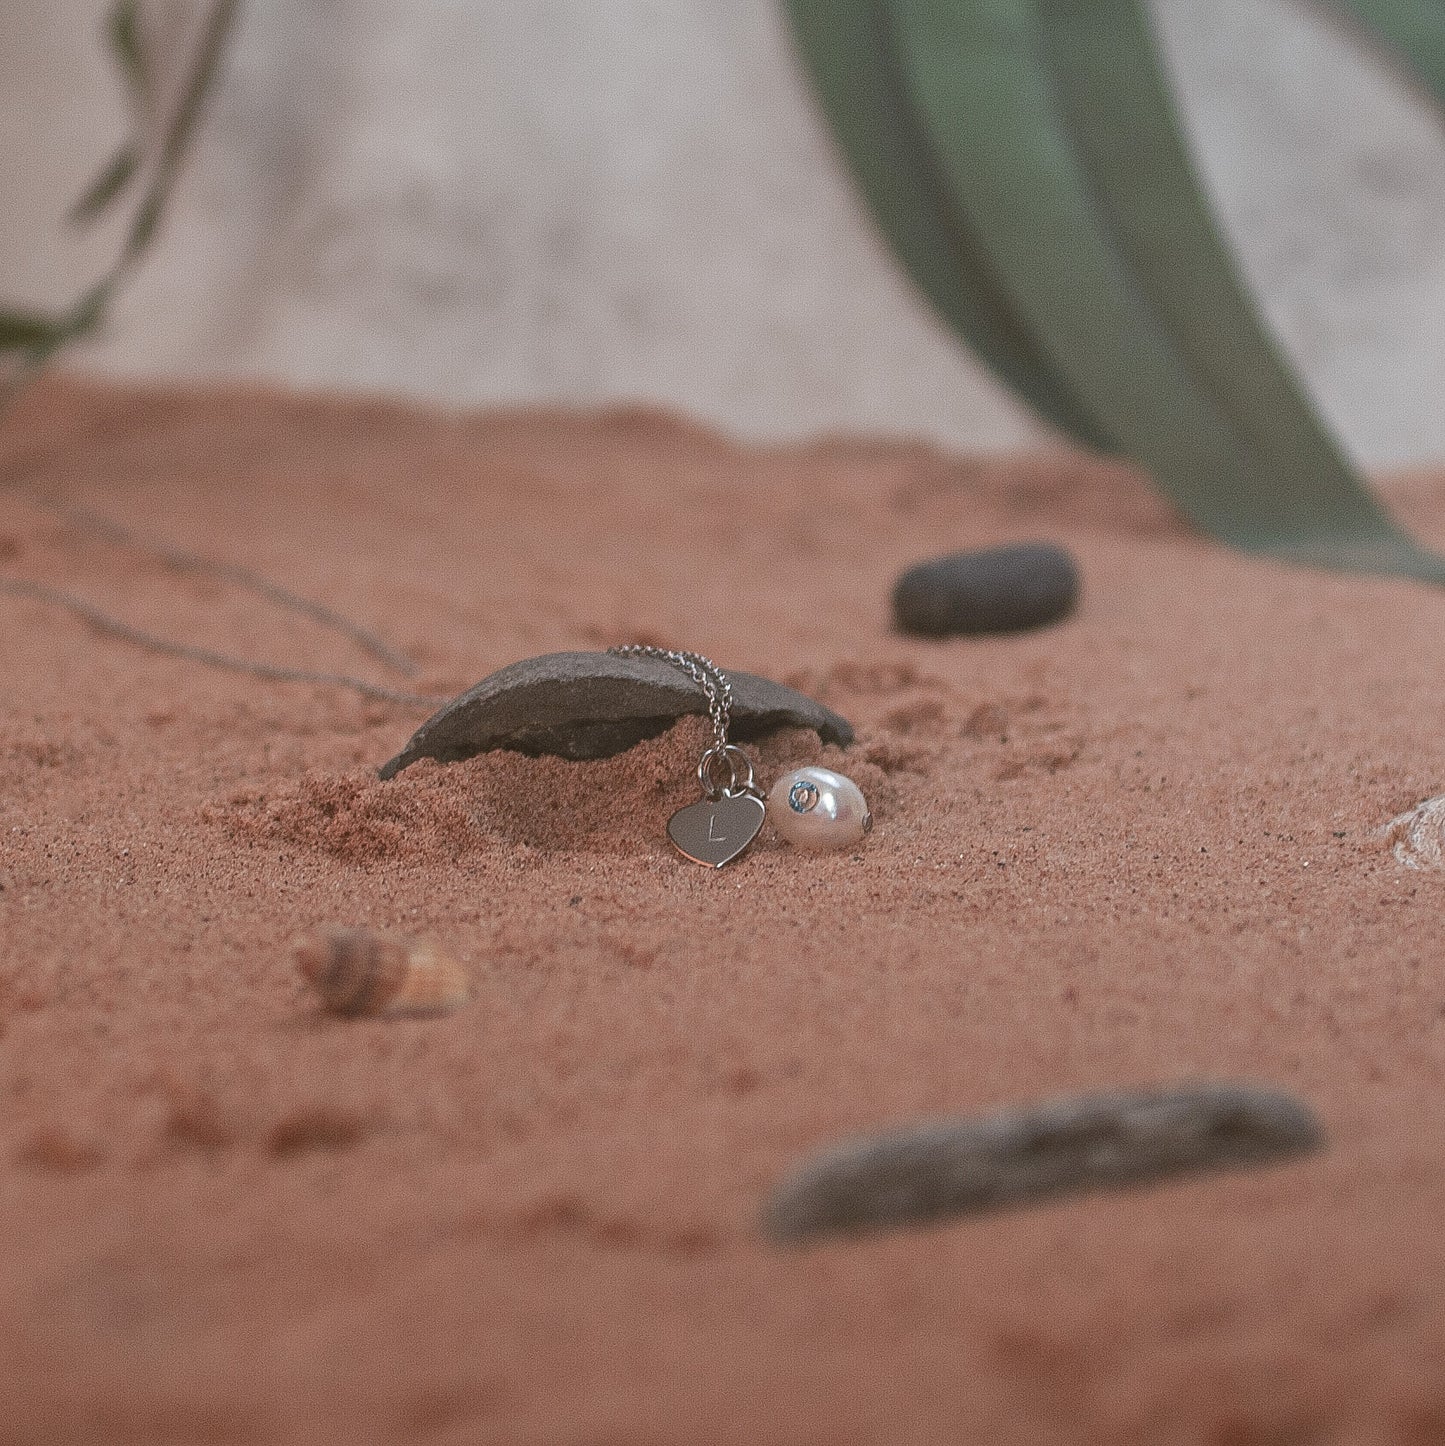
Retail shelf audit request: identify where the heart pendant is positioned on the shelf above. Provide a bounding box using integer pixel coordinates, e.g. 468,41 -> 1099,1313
667,792 -> 765,868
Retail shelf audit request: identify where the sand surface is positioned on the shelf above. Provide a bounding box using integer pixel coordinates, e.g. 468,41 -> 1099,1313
3,378 -> 1445,1444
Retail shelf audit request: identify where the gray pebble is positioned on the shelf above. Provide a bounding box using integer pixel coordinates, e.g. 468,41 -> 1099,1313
380,650 -> 853,778
892,542 -> 1079,636
762,1082 -> 1323,1244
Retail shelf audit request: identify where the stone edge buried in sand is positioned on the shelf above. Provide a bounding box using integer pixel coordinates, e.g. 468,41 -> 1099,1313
762,1082 -> 1324,1243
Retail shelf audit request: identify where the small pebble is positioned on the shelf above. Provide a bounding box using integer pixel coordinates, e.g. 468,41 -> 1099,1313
1382,794 -> 1445,869
892,542 -> 1079,637
762,1082 -> 1323,1243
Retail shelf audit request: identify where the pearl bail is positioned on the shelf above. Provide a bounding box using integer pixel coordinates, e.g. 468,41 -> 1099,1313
768,766 -> 872,851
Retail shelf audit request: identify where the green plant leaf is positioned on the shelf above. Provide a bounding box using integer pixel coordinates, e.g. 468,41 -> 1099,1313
1035,0 -> 1440,575
116,0 -> 239,264
2,1 -> 240,414
64,283 -> 111,342
68,3 -> 149,230
106,0 -> 149,96
1329,0 -> 1445,100
0,290 -> 109,409
784,0 -> 1114,451
123,191 -> 166,261
0,311 -> 62,352
884,0 -> 1445,581
0,287 -> 109,359
151,0 -> 240,181
69,146 -> 140,225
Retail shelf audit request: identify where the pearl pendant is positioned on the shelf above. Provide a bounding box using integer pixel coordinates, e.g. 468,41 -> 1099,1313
768,766 -> 872,850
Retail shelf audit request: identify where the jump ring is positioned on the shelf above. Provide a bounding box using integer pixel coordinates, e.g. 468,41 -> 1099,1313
697,746 -> 737,801
697,744 -> 754,799
719,743 -> 754,796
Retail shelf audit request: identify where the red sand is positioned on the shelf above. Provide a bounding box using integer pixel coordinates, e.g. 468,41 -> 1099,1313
3,378 -> 1445,1443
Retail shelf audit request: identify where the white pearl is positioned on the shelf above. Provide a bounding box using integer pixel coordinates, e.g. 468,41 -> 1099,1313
768,766 -> 872,850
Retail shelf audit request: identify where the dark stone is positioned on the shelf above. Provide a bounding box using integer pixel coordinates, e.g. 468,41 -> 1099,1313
762,1082 -> 1323,1243
379,650 -> 854,779
892,542 -> 1080,637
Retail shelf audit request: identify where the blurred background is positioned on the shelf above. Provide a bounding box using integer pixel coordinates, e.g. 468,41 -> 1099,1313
4,0 -> 1445,465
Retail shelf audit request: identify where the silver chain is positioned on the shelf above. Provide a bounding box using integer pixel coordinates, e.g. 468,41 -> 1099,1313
606,644 -> 758,800
607,645 -> 732,751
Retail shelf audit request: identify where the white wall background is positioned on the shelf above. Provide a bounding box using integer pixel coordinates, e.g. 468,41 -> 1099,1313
3,0 -> 1445,465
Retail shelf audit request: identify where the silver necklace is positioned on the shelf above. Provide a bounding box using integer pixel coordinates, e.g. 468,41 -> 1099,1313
608,644 -> 873,868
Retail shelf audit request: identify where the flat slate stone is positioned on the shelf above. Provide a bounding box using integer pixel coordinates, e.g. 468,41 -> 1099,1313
893,541 -> 1080,636
762,1082 -> 1323,1243
379,650 -> 854,778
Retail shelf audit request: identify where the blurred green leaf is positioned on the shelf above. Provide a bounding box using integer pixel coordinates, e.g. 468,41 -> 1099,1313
69,146 -> 139,225
68,1 -> 150,228
869,0 -> 1445,581
785,0 -> 1113,451
152,0 -> 239,181
4,1 -> 240,411
1033,0 -> 1439,578
1332,0 -> 1445,99
64,283 -> 111,342
0,311 -> 62,352
0,289 -> 109,411
106,0 -> 149,96
114,0 -> 239,264
123,191 -> 165,261
1,287 -> 109,354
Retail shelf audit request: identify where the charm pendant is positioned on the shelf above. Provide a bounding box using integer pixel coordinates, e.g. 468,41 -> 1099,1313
668,743 -> 765,868
604,645 -> 869,868
668,792 -> 765,868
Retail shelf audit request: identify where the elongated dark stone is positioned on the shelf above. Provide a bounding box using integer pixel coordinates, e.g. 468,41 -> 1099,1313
379,650 -> 854,778
763,1082 -> 1323,1243
892,542 -> 1079,636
